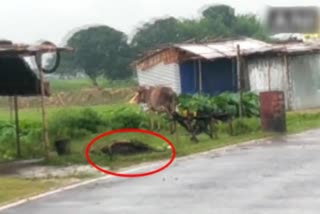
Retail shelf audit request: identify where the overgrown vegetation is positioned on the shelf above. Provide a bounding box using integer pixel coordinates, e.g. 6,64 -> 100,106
1,102 -> 320,164
178,92 -> 260,117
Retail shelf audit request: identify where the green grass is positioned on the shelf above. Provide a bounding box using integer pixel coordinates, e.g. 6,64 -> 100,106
44,111 -> 320,169
2,104 -> 320,170
0,178 -> 64,205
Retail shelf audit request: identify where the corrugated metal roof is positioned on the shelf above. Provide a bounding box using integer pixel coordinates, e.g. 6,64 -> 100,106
175,38 -> 281,60
0,40 -> 73,56
279,42 -> 320,53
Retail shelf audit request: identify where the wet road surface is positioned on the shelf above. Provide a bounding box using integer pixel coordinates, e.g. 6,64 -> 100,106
2,129 -> 320,214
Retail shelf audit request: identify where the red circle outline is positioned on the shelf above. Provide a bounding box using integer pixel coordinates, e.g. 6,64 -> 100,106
85,128 -> 176,178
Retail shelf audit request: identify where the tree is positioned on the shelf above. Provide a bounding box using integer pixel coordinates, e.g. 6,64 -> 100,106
233,14 -> 267,40
67,26 -> 132,85
202,4 -> 236,27
131,17 -> 184,56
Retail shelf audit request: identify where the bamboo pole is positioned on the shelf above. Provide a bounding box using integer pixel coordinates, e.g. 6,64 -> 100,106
236,45 -> 243,118
36,54 -> 50,160
13,96 -> 21,158
283,54 -> 291,110
9,97 -> 13,123
267,60 -> 271,91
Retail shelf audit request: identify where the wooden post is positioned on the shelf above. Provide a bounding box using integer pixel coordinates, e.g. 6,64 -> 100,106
36,54 -> 50,160
13,96 -> 21,158
267,60 -> 271,91
236,45 -> 243,118
283,54 -> 291,110
9,97 -> 13,123
198,59 -> 203,93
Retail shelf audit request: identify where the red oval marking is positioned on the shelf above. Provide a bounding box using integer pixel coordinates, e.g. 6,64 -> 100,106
85,128 -> 176,178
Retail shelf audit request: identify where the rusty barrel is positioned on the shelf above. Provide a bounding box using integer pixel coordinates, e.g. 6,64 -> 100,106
259,91 -> 287,133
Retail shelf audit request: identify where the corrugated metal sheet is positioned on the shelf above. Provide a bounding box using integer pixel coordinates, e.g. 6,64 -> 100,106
248,57 -> 289,108
137,62 -> 181,94
0,40 -> 73,56
175,38 -> 279,60
289,54 -> 320,110
135,38 -> 320,66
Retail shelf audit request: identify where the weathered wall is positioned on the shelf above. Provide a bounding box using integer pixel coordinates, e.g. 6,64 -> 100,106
137,62 -> 181,94
247,56 -> 289,108
289,54 -> 320,110
247,54 -> 320,110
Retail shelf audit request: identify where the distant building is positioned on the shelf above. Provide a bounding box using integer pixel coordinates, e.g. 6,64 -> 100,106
133,37 -> 320,110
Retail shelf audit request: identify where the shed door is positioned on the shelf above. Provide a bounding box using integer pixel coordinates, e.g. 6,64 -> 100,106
202,59 -> 236,96
180,61 -> 199,94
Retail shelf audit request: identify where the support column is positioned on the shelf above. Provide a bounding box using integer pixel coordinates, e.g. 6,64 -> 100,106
36,54 -> 50,160
236,45 -> 243,118
198,59 -> 203,93
13,96 -> 21,158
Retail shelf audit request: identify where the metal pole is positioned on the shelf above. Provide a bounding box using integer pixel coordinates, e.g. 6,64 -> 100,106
36,54 -> 50,160
198,59 -> 203,93
13,96 -> 21,158
236,45 -> 243,118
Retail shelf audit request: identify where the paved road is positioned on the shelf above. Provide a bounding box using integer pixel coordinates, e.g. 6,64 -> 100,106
3,130 -> 320,214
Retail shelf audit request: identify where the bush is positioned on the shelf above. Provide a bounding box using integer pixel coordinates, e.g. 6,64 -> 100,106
108,107 -> 149,130
178,92 -> 260,118
0,120 -> 43,160
49,108 -> 108,139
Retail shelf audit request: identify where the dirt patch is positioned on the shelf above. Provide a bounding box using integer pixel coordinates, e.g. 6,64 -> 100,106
14,165 -> 102,179
0,160 -> 103,179
0,87 -> 135,109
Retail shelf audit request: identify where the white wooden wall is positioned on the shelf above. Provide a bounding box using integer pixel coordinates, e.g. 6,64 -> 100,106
137,62 -> 181,94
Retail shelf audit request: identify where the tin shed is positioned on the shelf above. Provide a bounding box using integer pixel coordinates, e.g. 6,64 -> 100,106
134,38 -> 320,110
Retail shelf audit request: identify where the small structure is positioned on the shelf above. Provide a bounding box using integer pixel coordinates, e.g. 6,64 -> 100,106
0,40 -> 72,159
134,37 -> 320,110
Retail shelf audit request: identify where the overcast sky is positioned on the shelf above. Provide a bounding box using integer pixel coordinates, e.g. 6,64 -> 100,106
1,0 -> 320,45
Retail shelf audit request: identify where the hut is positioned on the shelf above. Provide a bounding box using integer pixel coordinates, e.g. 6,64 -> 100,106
134,37 -> 320,110
0,40 -> 72,159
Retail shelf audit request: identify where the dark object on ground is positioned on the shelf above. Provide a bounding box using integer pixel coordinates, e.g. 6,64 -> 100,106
100,140 -> 154,161
54,139 -> 71,156
171,110 -> 233,142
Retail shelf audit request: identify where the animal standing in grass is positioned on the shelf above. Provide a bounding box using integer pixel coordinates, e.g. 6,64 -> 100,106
130,85 -> 178,131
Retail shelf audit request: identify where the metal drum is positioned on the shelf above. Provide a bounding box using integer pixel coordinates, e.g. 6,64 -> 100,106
259,91 -> 287,133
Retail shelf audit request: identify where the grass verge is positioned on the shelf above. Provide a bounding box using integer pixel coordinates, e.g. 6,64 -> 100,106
44,111 -> 320,169
0,177 -> 74,206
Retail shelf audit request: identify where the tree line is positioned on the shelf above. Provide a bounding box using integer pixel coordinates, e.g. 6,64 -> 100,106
56,4 -> 268,86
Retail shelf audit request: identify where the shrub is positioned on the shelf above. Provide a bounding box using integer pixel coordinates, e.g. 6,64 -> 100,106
49,108 -> 108,139
0,120 -> 43,160
178,92 -> 260,118
108,107 -> 149,130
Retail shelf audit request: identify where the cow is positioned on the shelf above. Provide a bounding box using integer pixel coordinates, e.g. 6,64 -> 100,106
130,85 -> 178,132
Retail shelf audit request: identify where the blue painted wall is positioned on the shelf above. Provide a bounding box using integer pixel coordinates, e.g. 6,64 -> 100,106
180,61 -> 199,94
180,59 -> 237,95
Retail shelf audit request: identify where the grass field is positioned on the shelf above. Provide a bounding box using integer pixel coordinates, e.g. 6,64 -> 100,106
50,78 -> 137,92
0,104 -> 135,123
